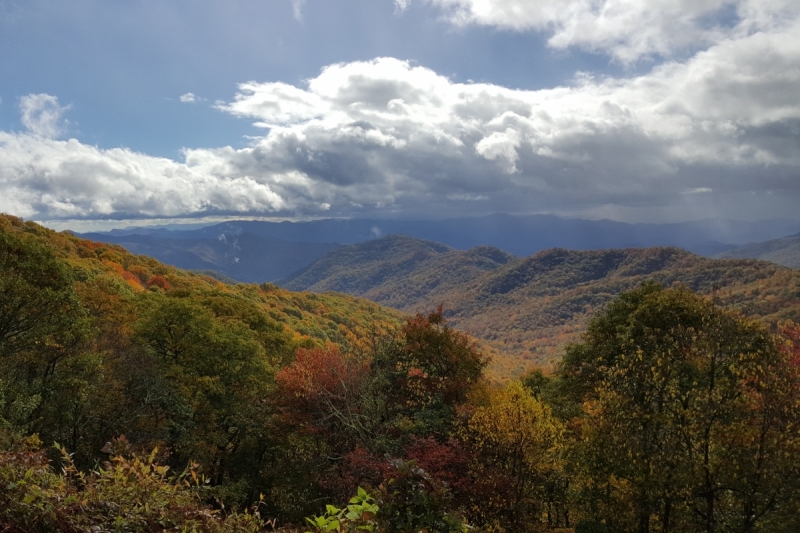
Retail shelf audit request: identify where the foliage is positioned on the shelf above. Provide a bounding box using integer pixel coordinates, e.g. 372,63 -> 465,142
461,382 -> 564,531
272,308 -> 489,521
4,213 -> 800,533
0,213 -> 402,516
282,239 -> 800,380
0,434 -> 264,532
375,459 -> 470,533
305,487 -> 379,533
370,306 -> 488,440
307,468 -> 470,533
559,282 -> 800,533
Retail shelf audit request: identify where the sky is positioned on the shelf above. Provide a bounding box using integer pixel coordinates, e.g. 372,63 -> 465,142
1,0 -> 799,230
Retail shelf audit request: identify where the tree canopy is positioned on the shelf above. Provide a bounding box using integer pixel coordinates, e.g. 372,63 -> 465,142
1,215 -> 799,533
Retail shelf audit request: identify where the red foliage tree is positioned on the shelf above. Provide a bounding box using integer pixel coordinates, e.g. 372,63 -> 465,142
322,446 -> 394,502
146,275 -> 171,290
275,347 -> 369,439
403,437 -> 474,497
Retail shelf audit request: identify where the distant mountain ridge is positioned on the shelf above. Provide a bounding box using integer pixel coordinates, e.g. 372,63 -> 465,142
96,214 -> 800,258
82,214 -> 800,286
715,232 -> 800,269
79,231 -> 338,283
282,235 -> 800,379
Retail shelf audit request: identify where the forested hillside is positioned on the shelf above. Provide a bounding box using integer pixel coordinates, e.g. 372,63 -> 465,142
282,234 -> 516,308
284,237 -> 800,379
0,214 -> 402,529
3,215 -> 800,532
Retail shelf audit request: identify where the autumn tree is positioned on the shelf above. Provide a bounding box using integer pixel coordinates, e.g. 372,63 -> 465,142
275,346 -> 374,448
372,306 -> 488,440
561,282 -> 800,533
0,219 -> 102,454
461,381 -> 564,531
133,294 -> 274,504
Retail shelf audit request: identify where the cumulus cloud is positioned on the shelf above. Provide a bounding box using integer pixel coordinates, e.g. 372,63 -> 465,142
0,133 -> 286,219
428,0 -> 800,63
3,8 -> 800,222
208,42 -> 800,217
19,93 -> 71,138
179,92 -> 198,103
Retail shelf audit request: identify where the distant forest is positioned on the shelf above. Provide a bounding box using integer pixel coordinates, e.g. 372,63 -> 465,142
282,234 -> 800,380
2,215 -> 799,533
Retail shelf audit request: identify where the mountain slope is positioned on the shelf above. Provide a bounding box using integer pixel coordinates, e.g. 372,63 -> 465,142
284,236 -> 800,378
281,234 -> 516,309
715,233 -> 800,268
0,216 -> 401,353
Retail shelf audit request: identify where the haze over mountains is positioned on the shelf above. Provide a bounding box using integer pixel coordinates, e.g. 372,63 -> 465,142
82,214 -> 800,283
79,231 -> 338,283
717,233 -> 800,269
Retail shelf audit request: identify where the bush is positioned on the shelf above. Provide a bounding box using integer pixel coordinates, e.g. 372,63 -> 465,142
306,461 -> 470,533
0,434 -> 265,533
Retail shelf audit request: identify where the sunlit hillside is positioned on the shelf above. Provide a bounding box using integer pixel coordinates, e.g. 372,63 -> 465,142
284,237 -> 800,378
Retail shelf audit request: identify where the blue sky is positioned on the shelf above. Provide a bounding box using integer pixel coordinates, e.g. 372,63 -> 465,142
1,0 -> 799,229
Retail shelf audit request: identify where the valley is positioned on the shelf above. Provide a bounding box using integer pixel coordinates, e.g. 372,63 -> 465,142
717,232 -> 800,268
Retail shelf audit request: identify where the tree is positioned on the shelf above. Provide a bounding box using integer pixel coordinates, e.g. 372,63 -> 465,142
372,306 -> 488,439
561,283 -> 800,533
0,220 -> 102,454
0,221 -> 83,359
275,346 -> 372,449
134,294 -> 274,502
461,381 -> 564,531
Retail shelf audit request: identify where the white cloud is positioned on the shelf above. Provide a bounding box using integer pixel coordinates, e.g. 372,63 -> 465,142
3,10 -> 800,223
291,0 -> 305,21
19,93 -> 71,138
219,81 -> 327,126
447,193 -> 489,201
220,32 -> 799,216
428,0 -> 800,63
179,92 -> 198,103
395,0 -> 411,12
0,133 -> 285,219
475,128 -> 521,173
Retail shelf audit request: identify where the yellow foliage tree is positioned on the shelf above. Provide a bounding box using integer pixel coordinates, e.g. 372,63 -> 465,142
462,382 -> 564,531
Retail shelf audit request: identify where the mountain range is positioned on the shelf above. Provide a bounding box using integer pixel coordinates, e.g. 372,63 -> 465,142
281,235 -> 800,379
81,214 -> 800,283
